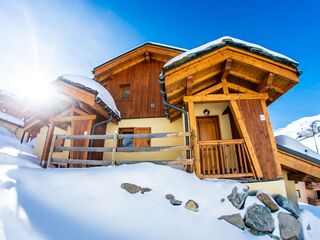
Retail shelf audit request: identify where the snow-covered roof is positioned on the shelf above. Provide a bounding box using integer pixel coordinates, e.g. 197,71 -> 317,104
163,36 -> 299,71
0,89 -> 23,103
0,111 -> 24,126
276,135 -> 320,165
57,74 -> 121,119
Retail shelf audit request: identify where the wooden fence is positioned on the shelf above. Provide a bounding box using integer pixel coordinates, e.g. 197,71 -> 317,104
47,131 -> 192,168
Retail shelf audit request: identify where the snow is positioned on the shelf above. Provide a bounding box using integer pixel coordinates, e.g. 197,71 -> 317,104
276,135 -> 320,162
164,36 -> 298,69
57,74 -> 121,118
0,111 -> 24,126
0,90 -> 23,103
274,114 -> 320,152
0,126 -> 319,239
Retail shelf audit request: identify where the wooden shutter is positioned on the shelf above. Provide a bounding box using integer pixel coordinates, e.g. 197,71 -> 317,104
134,127 -> 151,147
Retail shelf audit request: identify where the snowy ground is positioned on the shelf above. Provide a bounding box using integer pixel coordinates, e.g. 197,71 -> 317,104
0,126 -> 319,240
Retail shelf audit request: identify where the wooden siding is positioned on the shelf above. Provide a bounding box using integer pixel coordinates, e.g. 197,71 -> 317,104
104,59 -> 165,119
236,99 -> 278,179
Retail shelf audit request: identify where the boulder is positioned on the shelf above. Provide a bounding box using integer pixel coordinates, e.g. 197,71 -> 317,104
220,198 -> 225,203
170,199 -> 182,206
185,199 -> 199,212
218,213 -> 245,230
273,194 -> 301,218
256,192 -> 279,212
244,204 -> 275,234
165,194 -> 175,200
121,183 -> 141,194
141,187 -> 152,194
228,186 -> 248,209
248,190 -> 258,197
278,212 -> 303,240
165,194 -> 182,206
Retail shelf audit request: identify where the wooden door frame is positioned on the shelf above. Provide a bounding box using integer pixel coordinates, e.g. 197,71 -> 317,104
196,115 -> 222,141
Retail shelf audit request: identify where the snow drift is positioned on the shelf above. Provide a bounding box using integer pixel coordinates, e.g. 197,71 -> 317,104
0,126 -> 319,240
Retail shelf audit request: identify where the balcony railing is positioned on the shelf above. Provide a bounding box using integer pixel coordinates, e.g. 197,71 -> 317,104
198,139 -> 254,178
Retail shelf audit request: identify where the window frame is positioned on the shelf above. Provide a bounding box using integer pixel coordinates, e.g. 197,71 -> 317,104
119,84 -> 131,100
118,127 -> 151,148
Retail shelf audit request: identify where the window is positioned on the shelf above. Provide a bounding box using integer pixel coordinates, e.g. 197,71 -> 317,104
316,190 -> 320,200
118,128 -> 134,147
118,127 -> 151,148
120,84 -> 131,100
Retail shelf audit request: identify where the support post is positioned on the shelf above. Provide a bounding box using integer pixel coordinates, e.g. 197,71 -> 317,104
112,131 -> 118,165
47,134 -> 57,168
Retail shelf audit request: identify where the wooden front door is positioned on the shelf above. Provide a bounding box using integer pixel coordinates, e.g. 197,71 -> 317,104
197,116 -> 221,141
197,116 -> 221,176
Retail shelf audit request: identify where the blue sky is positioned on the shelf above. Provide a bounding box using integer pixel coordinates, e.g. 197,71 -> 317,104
1,0 -> 319,129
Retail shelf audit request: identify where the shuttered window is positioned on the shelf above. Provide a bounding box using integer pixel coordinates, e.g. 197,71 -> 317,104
118,127 -> 151,147
133,127 -> 151,147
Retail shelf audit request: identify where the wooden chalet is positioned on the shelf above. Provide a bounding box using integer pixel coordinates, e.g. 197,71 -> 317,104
0,90 -> 26,138
22,37 -> 320,202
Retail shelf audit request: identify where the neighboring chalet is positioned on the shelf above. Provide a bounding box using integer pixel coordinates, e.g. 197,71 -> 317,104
22,37 -> 320,203
0,90 -> 26,139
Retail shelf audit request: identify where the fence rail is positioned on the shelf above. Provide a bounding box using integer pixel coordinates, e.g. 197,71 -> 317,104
47,131 -> 192,168
198,139 -> 254,178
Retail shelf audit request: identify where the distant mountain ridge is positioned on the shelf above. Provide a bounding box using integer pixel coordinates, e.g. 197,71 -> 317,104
274,114 -> 320,152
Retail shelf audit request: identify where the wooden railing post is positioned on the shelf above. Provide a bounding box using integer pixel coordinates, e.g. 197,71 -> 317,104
46,134 -> 57,168
112,131 -> 118,165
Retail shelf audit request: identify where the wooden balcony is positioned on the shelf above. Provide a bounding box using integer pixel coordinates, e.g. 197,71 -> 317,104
198,139 -> 254,178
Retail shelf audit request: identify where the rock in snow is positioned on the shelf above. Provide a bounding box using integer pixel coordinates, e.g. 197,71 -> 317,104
228,186 -> 248,209
165,194 -> 182,206
256,192 -> 279,212
218,213 -> 245,230
121,183 -> 141,194
244,204 -> 275,234
278,212 -> 303,240
273,194 -> 301,218
185,200 -> 199,212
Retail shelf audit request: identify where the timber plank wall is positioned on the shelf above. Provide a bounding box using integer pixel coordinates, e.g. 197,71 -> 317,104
104,59 -> 165,119
237,99 -> 278,179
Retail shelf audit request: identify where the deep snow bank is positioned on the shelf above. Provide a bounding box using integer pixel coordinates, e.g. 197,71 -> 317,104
0,126 -> 319,240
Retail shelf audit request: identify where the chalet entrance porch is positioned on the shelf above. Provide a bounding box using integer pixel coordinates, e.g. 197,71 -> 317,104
194,102 -> 254,179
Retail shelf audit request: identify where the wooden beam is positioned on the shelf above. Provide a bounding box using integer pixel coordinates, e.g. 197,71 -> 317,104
287,172 -> 308,182
145,51 -> 150,62
270,86 -> 285,94
227,82 -> 256,94
186,76 -> 194,95
226,49 -> 299,82
55,81 -> 96,106
229,70 -> 261,84
229,100 -> 263,178
222,79 -> 229,94
193,69 -> 221,86
278,150 -> 320,180
221,58 -> 232,80
260,100 -> 282,177
257,73 -> 275,92
184,93 -> 269,103
191,80 -> 218,95
196,83 -> 223,96
166,86 -> 185,99
187,100 -> 200,177
50,115 -> 96,122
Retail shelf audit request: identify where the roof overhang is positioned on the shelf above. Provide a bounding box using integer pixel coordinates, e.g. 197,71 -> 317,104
93,42 -> 185,84
162,46 -> 300,120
